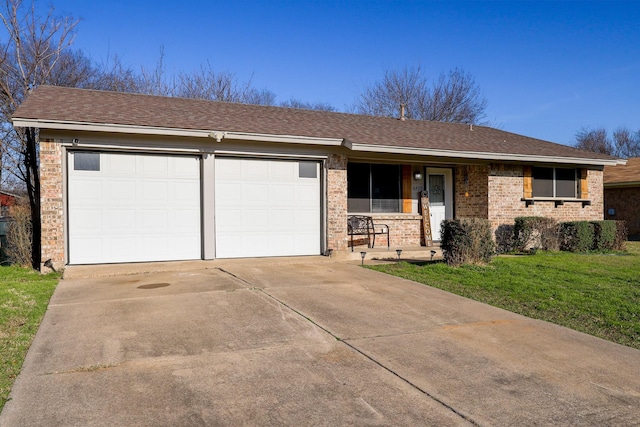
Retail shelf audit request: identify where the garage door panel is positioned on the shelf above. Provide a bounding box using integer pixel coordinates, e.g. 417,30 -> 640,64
215,157 -> 320,258
69,209 -> 103,232
139,155 -> 169,175
173,181 -> 200,202
270,183 -> 295,203
106,155 -> 136,175
105,180 -> 136,201
244,210 -> 270,230
172,157 -> 200,178
105,210 -> 136,232
270,210 -> 294,230
69,152 -> 201,264
139,181 -> 168,203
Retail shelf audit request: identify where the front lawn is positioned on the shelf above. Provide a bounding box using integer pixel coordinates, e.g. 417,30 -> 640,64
370,242 -> 640,350
0,266 -> 59,411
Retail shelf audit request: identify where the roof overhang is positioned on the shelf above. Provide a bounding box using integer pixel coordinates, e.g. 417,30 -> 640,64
12,117 -> 624,166
604,181 -> 640,188
11,119 -> 344,146
345,141 -> 626,166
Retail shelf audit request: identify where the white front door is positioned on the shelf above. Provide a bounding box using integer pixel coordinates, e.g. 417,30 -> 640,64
426,168 -> 453,241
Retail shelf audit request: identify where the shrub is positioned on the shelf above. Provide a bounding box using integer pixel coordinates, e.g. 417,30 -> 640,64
5,203 -> 33,267
559,221 -> 594,252
513,216 -> 559,252
495,224 -> 515,253
441,218 -> 495,266
591,220 -> 617,251
613,220 -> 628,251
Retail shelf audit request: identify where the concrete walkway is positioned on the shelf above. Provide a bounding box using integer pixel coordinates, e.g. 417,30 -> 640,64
2,258 -> 640,426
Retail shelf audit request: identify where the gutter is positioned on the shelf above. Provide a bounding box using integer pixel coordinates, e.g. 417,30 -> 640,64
12,117 -> 624,166
344,141 -> 626,166
10,119 -> 344,146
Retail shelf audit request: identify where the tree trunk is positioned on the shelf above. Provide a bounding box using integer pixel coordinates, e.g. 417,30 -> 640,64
24,127 -> 41,270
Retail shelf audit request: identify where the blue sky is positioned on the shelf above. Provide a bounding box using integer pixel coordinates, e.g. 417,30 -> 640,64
43,0 -> 640,145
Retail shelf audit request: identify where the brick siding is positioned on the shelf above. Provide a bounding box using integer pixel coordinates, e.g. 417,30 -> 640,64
326,154 -> 348,252
454,163 -> 604,235
487,164 -> 603,229
455,165 -> 489,219
605,187 -> 640,238
347,214 -> 425,251
40,139 -> 64,270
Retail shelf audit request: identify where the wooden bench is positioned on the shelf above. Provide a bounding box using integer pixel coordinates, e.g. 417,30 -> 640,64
347,215 -> 390,252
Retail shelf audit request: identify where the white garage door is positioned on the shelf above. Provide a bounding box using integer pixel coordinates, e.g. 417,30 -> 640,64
68,152 -> 201,264
215,157 -> 321,258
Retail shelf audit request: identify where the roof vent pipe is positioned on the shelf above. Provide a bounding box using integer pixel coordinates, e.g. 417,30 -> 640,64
469,124 -> 473,131
400,104 -> 406,121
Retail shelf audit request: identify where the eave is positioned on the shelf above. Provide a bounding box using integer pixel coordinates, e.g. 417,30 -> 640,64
12,117 -> 624,166
344,141 -> 626,167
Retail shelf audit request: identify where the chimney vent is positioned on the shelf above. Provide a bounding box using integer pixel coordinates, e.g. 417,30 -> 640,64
400,104 -> 406,121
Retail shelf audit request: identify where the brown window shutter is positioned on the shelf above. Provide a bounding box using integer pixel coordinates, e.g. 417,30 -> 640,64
580,168 -> 588,198
523,166 -> 533,198
402,165 -> 412,213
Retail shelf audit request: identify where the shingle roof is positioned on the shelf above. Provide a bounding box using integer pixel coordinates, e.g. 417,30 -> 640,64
604,157 -> 640,186
12,85 -> 620,164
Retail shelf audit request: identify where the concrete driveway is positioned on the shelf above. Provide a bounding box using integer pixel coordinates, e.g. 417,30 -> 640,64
2,258 -> 640,426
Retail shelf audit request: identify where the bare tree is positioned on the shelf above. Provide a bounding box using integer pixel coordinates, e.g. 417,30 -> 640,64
280,98 -> 336,111
0,0 -> 81,269
173,63 -> 275,105
612,127 -> 640,158
574,127 -> 613,155
354,65 -> 487,124
573,126 -> 640,158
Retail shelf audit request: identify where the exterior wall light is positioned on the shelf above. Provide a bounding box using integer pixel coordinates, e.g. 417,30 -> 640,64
414,171 -> 423,180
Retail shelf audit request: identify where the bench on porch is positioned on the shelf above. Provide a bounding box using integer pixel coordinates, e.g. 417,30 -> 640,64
347,215 -> 390,252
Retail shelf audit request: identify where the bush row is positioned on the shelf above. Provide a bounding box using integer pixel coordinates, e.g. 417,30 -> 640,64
495,216 -> 627,253
442,217 -> 627,266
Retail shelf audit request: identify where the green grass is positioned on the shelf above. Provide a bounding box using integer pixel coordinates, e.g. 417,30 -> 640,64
370,242 -> 640,350
0,266 -> 59,412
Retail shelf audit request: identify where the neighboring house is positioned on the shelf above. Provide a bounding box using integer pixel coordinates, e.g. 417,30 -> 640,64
0,190 -> 18,218
604,157 -> 640,239
11,85 -> 623,270
0,190 -> 19,260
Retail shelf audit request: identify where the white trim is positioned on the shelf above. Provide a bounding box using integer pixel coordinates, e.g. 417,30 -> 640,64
12,118 -> 343,146
15,117 -> 623,165
345,141 -> 625,166
213,150 -> 328,160
219,131 -> 343,146
13,119 -> 210,138
63,142 -> 204,154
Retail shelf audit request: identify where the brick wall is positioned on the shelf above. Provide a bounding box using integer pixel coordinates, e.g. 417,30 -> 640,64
326,154 -> 348,251
487,164 -> 604,230
455,165 -> 489,218
605,187 -> 640,238
368,214 -> 424,247
40,139 -> 64,270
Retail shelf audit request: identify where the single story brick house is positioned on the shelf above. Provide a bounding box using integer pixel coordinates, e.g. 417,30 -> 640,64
604,157 -> 640,239
12,85 -> 623,270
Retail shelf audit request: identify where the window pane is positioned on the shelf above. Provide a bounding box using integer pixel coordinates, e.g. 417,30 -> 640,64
428,174 -> 445,206
371,164 -> 400,213
74,152 -> 100,171
555,168 -> 576,198
347,163 -> 371,212
532,167 -> 553,197
298,161 -> 317,178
